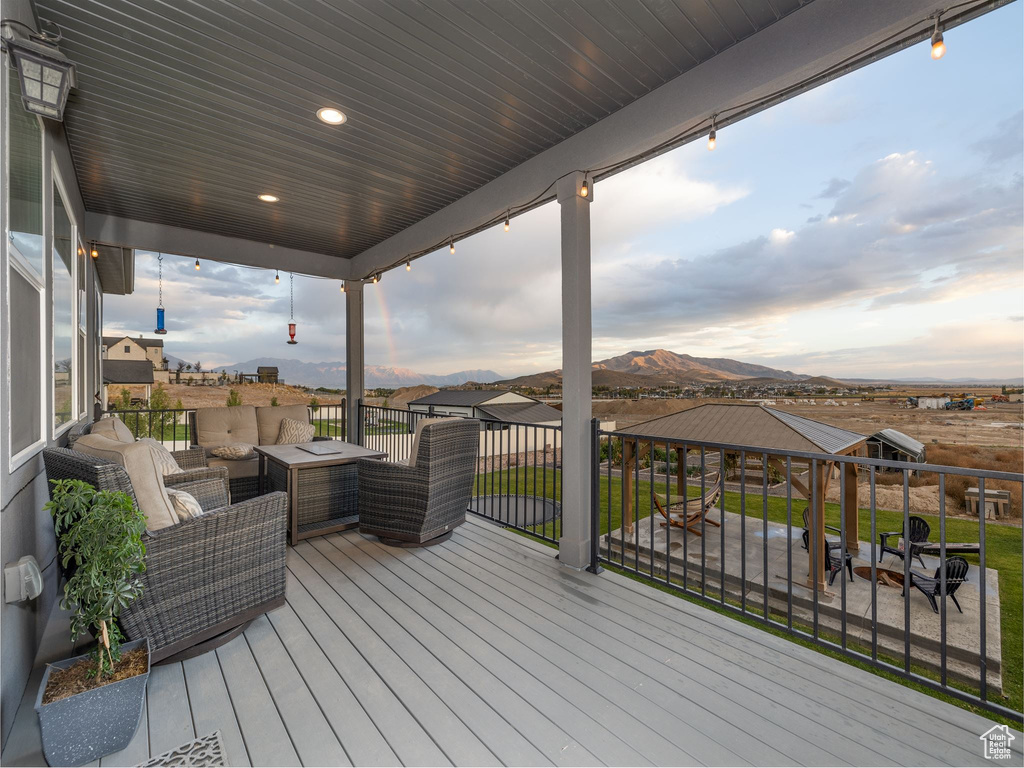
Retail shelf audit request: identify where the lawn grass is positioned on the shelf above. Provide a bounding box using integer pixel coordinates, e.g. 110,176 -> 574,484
474,465 -> 1023,717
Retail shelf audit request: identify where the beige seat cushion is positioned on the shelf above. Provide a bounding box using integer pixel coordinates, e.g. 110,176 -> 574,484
195,405 -> 259,449
209,443 -> 256,460
207,456 -> 260,480
408,417 -> 461,468
277,417 -> 315,445
73,434 -> 179,531
256,404 -> 309,445
137,438 -> 181,476
90,416 -> 135,444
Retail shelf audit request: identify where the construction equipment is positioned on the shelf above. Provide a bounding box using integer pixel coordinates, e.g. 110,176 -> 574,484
945,397 -> 975,411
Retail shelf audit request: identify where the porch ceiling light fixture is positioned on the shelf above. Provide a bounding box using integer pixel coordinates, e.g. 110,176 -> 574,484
316,107 -> 346,125
1,21 -> 76,121
258,193 -> 279,202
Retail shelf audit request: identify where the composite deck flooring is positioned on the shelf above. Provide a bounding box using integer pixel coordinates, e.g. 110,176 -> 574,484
4,516 -> 1021,766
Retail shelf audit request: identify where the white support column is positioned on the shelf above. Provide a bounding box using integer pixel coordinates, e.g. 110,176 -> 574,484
556,172 -> 593,570
345,282 -> 365,444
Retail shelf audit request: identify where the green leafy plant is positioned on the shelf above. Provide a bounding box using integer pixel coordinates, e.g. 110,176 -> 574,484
226,388 -> 243,407
45,480 -> 147,682
309,396 -> 320,413
270,397 -> 279,407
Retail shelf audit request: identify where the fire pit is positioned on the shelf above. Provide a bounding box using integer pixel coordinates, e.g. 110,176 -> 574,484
854,566 -> 905,588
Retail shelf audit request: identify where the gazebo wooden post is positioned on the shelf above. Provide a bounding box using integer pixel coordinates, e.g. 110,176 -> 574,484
675,443 -> 685,498
843,455 -> 860,554
808,459 -> 827,589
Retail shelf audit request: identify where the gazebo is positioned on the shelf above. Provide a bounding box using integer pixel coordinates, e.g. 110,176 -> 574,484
618,403 -> 868,589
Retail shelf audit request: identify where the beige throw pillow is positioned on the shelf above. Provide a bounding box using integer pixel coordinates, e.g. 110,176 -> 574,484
73,434 -> 179,531
277,418 -> 314,445
90,416 -> 136,444
137,438 -> 181,476
165,488 -> 204,521
210,443 -> 256,460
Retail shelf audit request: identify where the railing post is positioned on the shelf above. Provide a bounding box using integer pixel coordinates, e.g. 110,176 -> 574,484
356,399 -> 365,446
588,418 -> 603,574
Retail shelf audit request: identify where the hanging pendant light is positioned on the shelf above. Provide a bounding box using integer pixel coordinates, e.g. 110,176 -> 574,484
287,273 -> 298,344
153,253 -> 168,335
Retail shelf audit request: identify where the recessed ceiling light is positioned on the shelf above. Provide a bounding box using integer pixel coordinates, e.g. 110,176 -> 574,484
258,194 -> 279,202
316,107 -> 347,125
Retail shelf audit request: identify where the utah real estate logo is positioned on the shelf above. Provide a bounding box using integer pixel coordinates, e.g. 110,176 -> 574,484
979,725 -> 1015,760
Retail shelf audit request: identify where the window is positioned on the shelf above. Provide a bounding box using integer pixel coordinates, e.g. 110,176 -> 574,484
7,66 -> 43,273
124,345 -> 130,353
6,59 -> 45,466
53,179 -> 75,432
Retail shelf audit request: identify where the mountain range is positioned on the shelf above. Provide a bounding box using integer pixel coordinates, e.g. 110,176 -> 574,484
204,358 -> 503,389
498,349 -> 812,388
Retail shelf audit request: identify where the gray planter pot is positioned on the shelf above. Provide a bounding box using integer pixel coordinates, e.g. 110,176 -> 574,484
34,637 -> 150,767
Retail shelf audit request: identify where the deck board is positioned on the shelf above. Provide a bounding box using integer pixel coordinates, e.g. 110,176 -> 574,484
180,649 -> 250,767
4,516 -> 1021,767
145,664 -> 194,757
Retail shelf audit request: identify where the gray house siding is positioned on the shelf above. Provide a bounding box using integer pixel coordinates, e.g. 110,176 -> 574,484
1,1 -> 98,745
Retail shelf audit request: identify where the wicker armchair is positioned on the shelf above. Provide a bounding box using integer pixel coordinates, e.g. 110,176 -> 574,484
359,419 -> 479,546
42,447 -> 288,663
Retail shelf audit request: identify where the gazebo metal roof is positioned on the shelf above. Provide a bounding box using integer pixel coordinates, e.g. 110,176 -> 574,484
621,403 -> 867,455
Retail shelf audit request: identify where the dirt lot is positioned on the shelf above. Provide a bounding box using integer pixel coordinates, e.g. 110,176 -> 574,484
150,382 -> 343,409
593,398 -> 1024,449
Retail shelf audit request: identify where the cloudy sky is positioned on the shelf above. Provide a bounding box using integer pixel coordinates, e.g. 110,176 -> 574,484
106,4 -> 1023,381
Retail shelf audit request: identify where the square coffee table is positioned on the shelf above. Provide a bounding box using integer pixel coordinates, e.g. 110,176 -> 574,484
255,442 -> 387,543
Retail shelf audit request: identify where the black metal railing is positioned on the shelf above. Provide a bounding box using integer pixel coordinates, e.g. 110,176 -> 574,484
105,400 -> 346,449
359,401 -> 563,544
594,426 -> 1023,721
105,407 -> 196,450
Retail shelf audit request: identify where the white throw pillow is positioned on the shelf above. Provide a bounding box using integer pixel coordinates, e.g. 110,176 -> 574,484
277,418 -> 314,445
165,488 -> 204,521
209,443 -> 256,460
137,438 -> 181,476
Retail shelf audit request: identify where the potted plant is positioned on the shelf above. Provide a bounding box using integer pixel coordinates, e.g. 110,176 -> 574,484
36,479 -> 149,767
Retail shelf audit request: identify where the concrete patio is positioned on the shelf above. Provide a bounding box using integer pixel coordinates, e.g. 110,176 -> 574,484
603,508 -> 1002,693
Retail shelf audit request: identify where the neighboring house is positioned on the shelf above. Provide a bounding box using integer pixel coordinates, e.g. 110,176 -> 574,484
101,360 -> 155,408
257,366 -> 279,383
408,389 -> 563,426
866,428 -> 926,466
101,334 -> 165,370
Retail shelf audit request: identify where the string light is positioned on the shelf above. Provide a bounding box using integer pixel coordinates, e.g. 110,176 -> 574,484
90,245 -> 98,258
359,5 -> 960,282
194,258 -> 200,271
406,260 -> 411,271
274,270 -> 280,284
930,17 -> 945,59
341,281 -> 347,293
372,273 -> 379,284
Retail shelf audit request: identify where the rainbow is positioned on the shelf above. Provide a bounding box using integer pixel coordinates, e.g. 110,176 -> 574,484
371,284 -> 398,367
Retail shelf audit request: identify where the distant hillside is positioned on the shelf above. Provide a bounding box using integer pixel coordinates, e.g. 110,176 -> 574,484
499,349 -> 810,388
211,358 -> 503,389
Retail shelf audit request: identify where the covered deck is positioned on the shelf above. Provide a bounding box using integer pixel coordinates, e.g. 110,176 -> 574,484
3,517 -> 1015,767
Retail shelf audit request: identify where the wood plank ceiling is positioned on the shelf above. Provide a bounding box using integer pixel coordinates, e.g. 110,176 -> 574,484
34,0 -> 809,259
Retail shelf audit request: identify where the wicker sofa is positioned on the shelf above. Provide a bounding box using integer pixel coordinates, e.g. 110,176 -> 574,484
42,445 -> 288,663
189,404 -> 329,502
358,418 -> 479,546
